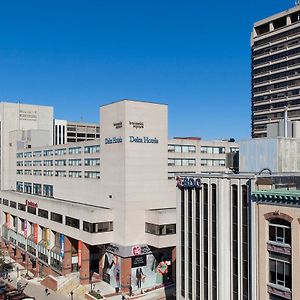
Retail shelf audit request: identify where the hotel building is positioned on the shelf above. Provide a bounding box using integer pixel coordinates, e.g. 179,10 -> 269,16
251,4 -> 300,138
0,100 -> 238,292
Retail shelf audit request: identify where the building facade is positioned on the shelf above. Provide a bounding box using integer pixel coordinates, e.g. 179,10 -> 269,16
251,174 -> 300,300
53,119 -> 100,145
251,5 -> 300,138
176,174 -> 254,300
0,99 -> 239,293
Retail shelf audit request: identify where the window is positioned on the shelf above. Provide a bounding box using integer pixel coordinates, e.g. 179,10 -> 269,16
269,218 -> 291,245
168,158 -> 196,166
43,185 -> 53,197
16,182 -> 23,192
55,170 -> 66,177
24,152 -> 32,158
33,183 -> 42,195
83,221 -> 113,233
10,201 -> 16,209
200,146 -> 225,154
84,145 -> 100,153
269,254 -> 291,289
55,148 -> 66,156
33,151 -> 42,157
3,199 -> 8,206
16,170 -> 23,175
18,203 -> 26,211
38,209 -> 48,219
16,153 -> 23,158
33,160 -> 42,166
16,161 -> 23,166
84,171 -> 100,179
33,170 -> 42,176
168,144 -> 196,153
24,161 -> 32,167
200,159 -> 226,167
24,182 -> 32,194
69,147 -> 82,155
68,159 -> 81,166
51,212 -> 63,223
230,147 -> 239,153
43,170 -> 53,177
44,160 -> 53,166
55,159 -> 66,166
84,158 -> 100,166
69,171 -> 82,178
27,206 -> 36,215
65,216 -> 80,229
145,223 -> 176,235
24,170 -> 32,175
43,149 -> 53,156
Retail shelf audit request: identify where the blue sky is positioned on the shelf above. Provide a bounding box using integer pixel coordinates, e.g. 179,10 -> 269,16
0,0 -> 294,139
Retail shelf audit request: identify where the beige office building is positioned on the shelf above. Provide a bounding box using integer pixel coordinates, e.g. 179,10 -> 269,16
251,4 -> 300,138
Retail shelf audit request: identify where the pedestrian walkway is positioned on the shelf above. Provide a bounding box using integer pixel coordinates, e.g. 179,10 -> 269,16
1,256 -> 69,300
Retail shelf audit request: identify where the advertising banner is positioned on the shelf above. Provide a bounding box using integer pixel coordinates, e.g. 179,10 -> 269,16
44,228 -> 50,249
78,240 -> 82,268
6,213 -> 10,228
60,234 -> 65,258
33,224 -> 38,244
24,220 -> 27,238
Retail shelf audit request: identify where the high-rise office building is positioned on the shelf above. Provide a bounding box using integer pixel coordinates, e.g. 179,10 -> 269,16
251,4 -> 300,138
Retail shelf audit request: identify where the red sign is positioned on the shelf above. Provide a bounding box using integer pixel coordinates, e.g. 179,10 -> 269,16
132,246 -> 141,256
33,224 -> 38,244
78,241 -> 82,268
26,200 -> 38,208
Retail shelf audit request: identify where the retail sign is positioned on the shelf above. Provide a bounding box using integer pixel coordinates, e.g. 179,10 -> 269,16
176,176 -> 202,189
25,200 -> 38,208
129,136 -> 159,144
113,122 -> 122,129
132,255 -> 146,268
105,137 -> 123,144
129,121 -> 144,129
60,234 -> 65,258
132,246 -> 141,256
78,240 -> 82,268
106,244 -> 120,255
33,224 -> 38,244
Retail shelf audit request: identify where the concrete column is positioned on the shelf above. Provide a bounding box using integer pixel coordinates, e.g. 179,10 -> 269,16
62,236 -> 72,275
121,257 -> 131,292
80,242 -> 90,284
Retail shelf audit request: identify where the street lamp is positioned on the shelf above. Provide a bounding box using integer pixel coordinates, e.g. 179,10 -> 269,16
90,271 -> 93,293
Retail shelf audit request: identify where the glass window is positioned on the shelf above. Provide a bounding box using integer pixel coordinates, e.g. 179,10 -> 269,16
269,218 -> 291,245
65,216 -> 80,229
43,185 -> 53,197
24,182 -> 32,194
33,184 -> 42,195
51,212 -> 63,223
38,209 -> 48,219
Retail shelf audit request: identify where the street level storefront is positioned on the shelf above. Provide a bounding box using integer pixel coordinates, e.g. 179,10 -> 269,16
102,243 -> 174,292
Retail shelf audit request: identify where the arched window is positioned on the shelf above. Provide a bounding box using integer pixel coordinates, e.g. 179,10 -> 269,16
269,218 -> 291,245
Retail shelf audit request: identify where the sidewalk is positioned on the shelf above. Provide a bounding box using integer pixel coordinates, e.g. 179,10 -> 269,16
2,257 -> 69,300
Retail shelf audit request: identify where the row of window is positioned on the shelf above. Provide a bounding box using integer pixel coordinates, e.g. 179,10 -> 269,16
17,158 -> 100,167
16,170 -> 100,179
200,146 -> 225,154
253,78 -> 300,94
3,203 -> 113,233
253,36 -> 300,58
168,158 -> 196,167
168,144 -> 196,153
253,26 -> 300,48
16,145 -> 100,158
16,182 -> 53,197
253,87 -> 300,103
253,46 -> 300,67
253,67 -> 300,86
200,159 -> 226,167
